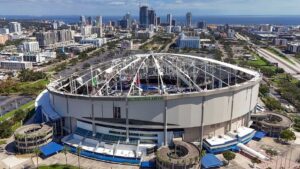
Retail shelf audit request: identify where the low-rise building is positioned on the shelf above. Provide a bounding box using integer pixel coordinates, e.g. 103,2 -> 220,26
287,42 -> 300,53
121,40 -> 133,50
176,33 -> 201,49
0,60 -> 33,70
80,38 -> 106,47
0,28 -> 9,34
227,29 -> 236,39
0,34 -> 8,45
172,26 -> 182,33
165,26 -> 172,34
274,38 -> 288,47
23,51 -> 56,64
63,44 -> 95,53
135,30 -> 154,39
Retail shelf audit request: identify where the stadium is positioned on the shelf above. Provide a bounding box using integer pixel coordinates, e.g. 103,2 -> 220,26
36,53 -> 261,164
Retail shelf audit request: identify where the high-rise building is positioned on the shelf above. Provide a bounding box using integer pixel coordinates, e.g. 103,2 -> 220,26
22,41 -> 40,53
139,6 -> 149,28
80,16 -> 86,26
119,19 -> 130,29
167,14 -> 172,26
197,21 -> 207,29
81,25 -> 92,36
186,12 -> 192,28
9,22 -> 22,34
92,27 -> 103,38
95,16 -> 102,27
122,12 -> 132,28
156,17 -> 161,25
148,9 -> 156,26
87,16 -> 92,25
52,22 -> 58,30
35,29 -> 73,47
172,19 -> 176,26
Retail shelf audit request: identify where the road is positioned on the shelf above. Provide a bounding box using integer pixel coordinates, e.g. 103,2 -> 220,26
256,48 -> 300,74
55,48 -> 128,79
161,35 -> 177,52
236,33 -> 300,79
0,96 -> 33,117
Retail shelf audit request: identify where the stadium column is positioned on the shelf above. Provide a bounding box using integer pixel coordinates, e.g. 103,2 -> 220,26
247,87 -> 253,126
200,96 -> 205,149
126,98 -> 129,143
91,100 -> 96,136
229,91 -> 235,131
66,95 -> 72,134
164,99 -> 168,146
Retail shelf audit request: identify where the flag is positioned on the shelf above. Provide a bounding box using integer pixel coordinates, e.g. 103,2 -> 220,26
92,77 -> 97,87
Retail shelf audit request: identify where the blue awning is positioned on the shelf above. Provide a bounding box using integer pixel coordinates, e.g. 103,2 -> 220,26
40,142 -> 63,157
253,131 -> 266,140
141,161 -> 155,168
201,153 -> 223,169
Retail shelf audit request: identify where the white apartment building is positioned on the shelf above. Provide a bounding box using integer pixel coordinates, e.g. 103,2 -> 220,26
22,41 -> 40,53
81,25 -> 92,37
9,22 -> 22,34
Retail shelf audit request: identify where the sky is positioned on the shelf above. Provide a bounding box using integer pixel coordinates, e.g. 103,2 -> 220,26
0,0 -> 300,16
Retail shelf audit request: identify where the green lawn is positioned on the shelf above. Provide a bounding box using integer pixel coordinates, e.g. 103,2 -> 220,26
266,47 -> 295,65
0,140 -> 6,145
39,164 -> 79,169
0,100 -> 34,123
0,79 -> 49,95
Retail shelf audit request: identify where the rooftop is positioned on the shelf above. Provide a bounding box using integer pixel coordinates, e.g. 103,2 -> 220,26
48,53 -> 260,97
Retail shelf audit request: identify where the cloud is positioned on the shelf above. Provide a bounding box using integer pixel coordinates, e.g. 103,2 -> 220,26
108,1 -> 126,6
0,0 -> 299,15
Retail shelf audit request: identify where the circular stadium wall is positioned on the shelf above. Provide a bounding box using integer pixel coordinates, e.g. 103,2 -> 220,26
42,53 -> 261,146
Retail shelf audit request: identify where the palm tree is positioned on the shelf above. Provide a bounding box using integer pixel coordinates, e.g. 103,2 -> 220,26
63,145 -> 70,165
33,147 -> 41,169
199,149 -> 206,166
0,106 -> 3,117
76,146 -> 82,169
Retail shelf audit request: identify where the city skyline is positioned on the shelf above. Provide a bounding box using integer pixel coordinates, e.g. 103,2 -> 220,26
0,0 -> 300,16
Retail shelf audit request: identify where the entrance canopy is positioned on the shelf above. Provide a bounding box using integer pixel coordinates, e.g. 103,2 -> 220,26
201,153 -> 223,169
253,131 -> 266,141
40,142 -> 63,157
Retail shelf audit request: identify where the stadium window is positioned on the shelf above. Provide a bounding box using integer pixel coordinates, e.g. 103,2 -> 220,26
113,107 -> 121,119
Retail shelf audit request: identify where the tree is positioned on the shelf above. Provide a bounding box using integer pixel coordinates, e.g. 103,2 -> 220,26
33,147 -> 41,169
199,149 -> 206,167
222,151 -> 236,165
251,157 -> 261,168
18,69 -> 46,82
265,149 -> 278,160
82,63 -> 91,69
63,145 -> 70,165
259,84 -> 270,96
280,129 -> 296,143
76,146 -> 82,169
264,96 -> 282,111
